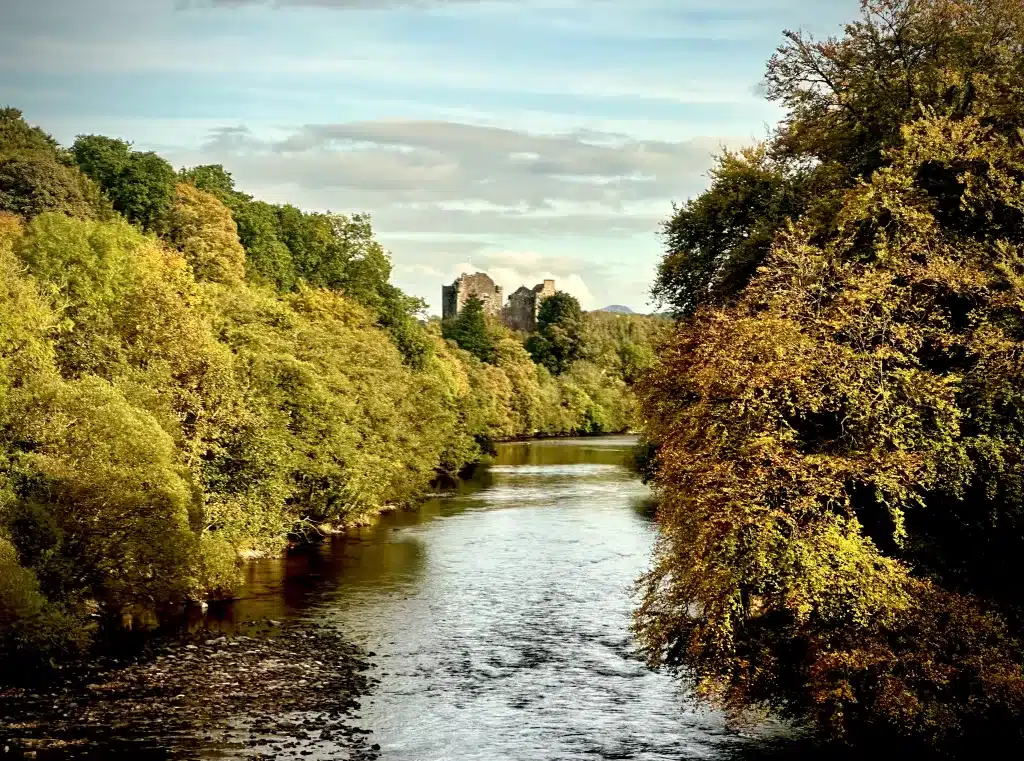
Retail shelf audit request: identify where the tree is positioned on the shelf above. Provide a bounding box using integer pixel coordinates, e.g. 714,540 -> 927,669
526,291 -> 584,375
0,105 -> 649,677
72,135 -> 177,232
442,297 -> 496,363
656,0 -> 1024,318
0,152 -> 105,222
638,0 -> 1024,751
653,146 -> 813,316
231,200 -> 296,290
163,182 -> 246,284
179,164 -> 242,203
766,0 -> 1024,180
0,107 -> 58,153
0,108 -> 108,221
580,310 -> 666,385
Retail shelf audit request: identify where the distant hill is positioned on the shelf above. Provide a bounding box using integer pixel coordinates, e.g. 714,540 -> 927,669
597,305 -> 635,314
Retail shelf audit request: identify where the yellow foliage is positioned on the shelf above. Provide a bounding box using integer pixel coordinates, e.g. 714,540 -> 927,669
638,109 -> 1024,747
164,182 -> 246,284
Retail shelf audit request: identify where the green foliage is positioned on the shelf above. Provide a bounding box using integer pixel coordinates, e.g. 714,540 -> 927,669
179,164 -> 239,201
0,107 -> 58,153
234,200 -> 296,290
0,153 -> 104,222
15,376 -> 196,613
72,135 -> 177,232
581,310 -> 667,385
640,0 -> 1024,751
654,146 -> 812,316
178,165 -> 296,290
526,291 -> 584,374
442,296 -> 496,363
0,108 -> 108,221
0,537 -> 89,678
766,0 -> 1024,180
0,108 -> 654,679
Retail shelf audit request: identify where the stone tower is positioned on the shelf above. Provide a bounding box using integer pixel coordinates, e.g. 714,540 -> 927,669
504,279 -> 556,332
442,272 -> 505,320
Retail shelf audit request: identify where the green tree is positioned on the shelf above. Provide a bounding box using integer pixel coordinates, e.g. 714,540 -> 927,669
178,164 -> 298,289
0,107 -> 59,153
0,104 -> 648,677
72,135 -> 176,232
653,146 -> 812,316
179,163 -> 241,202
0,109 -> 108,221
233,200 -> 296,290
581,310 -> 666,385
526,291 -> 584,375
766,0 -> 1024,180
443,297 -> 496,363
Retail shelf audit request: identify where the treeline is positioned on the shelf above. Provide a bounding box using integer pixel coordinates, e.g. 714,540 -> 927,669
637,0 -> 1024,755
0,107 -> 661,676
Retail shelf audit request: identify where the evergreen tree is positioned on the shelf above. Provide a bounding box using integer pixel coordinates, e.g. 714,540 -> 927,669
526,291 -> 584,375
442,296 -> 496,363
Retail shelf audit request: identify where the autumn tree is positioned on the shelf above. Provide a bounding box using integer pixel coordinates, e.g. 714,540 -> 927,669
639,0 -> 1024,752
163,182 -> 246,284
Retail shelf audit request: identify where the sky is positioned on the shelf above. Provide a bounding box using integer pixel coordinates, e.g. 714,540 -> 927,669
0,0 -> 860,314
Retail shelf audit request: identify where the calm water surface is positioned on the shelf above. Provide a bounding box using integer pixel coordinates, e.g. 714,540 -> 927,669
195,435 -> 800,760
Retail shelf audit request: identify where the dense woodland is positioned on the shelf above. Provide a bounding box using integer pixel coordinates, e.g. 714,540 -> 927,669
0,106 -> 663,677
637,0 -> 1024,753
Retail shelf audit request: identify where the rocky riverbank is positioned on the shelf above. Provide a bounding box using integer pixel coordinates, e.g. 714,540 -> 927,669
0,620 -> 380,760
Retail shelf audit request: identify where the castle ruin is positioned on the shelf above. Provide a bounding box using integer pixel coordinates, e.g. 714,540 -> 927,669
442,272 -> 555,332
442,272 -> 504,320
504,279 -> 556,332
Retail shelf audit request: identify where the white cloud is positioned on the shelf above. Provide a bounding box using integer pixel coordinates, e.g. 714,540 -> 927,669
166,119 -> 704,313
179,119 -> 737,214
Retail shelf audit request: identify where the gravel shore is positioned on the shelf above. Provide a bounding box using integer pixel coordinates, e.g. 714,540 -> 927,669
0,619 -> 380,760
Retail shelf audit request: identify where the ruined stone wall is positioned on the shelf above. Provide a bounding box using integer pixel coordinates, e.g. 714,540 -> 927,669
443,272 -> 558,331
503,279 -> 557,332
441,272 -> 504,320
505,287 -> 537,332
535,279 -> 556,315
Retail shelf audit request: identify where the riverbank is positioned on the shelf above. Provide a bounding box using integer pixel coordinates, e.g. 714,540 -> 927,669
298,430 -> 641,540
0,436 -> 838,761
0,620 -> 380,760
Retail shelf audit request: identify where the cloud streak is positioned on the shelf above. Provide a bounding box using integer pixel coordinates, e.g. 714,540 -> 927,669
2,0 -> 849,312
197,0 -> 604,8
196,119 -> 736,214
175,117 -> 721,311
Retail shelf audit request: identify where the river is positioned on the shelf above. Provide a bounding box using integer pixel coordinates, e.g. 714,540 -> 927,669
1,435 -> 820,760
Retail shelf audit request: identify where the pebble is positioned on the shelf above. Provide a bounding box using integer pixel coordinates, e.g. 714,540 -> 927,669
0,622 -> 379,759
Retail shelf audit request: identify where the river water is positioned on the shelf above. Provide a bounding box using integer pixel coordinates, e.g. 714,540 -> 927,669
2,435 -> 818,760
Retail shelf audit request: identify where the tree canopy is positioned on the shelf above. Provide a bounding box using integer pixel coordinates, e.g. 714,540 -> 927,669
0,109 -> 108,222
0,107 -> 655,681
639,0 -> 1024,752
442,296 -> 496,363
72,135 -> 177,232
526,291 -> 585,375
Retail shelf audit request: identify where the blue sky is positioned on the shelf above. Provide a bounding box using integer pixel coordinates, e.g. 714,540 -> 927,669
0,0 -> 859,313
